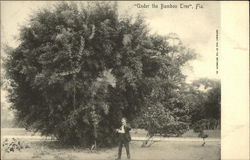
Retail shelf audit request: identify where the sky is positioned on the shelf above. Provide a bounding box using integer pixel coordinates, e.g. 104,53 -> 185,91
1,1 -> 220,103
117,1 -> 220,81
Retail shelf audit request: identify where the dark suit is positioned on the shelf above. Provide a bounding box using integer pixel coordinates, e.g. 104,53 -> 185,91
117,124 -> 131,159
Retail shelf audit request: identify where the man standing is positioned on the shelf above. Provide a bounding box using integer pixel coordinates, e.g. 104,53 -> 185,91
115,117 -> 131,160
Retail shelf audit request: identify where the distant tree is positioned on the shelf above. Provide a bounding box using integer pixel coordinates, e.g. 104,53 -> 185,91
189,78 -> 221,130
204,80 -> 221,120
4,2 -> 196,147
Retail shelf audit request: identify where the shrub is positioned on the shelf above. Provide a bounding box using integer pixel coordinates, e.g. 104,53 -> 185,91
2,138 -> 30,153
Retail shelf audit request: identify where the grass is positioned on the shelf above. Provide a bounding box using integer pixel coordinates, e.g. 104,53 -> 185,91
181,130 -> 221,138
1,140 -> 220,160
1,128 -> 41,136
1,128 -> 220,160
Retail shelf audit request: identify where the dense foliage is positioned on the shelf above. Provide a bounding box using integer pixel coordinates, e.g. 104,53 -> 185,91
4,2 -> 201,146
132,34 -> 196,137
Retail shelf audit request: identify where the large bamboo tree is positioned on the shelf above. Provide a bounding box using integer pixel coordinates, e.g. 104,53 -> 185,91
4,2 -> 196,146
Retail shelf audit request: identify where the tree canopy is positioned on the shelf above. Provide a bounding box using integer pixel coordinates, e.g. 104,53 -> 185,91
4,2 -> 197,146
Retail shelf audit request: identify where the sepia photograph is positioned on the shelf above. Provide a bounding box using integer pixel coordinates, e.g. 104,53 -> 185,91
0,1 -> 248,160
